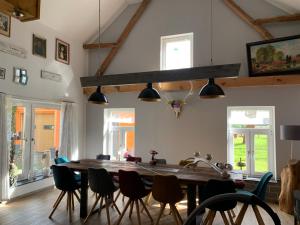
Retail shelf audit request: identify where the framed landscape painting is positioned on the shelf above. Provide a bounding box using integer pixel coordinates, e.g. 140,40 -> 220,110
247,35 -> 300,77
0,12 -> 10,37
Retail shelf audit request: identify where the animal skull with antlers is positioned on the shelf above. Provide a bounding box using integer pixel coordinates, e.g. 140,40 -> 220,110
161,81 -> 194,118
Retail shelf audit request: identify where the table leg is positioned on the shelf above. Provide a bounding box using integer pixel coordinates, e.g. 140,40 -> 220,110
187,184 -> 197,215
80,171 -> 88,218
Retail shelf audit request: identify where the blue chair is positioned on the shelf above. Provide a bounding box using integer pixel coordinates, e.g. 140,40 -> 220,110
54,156 -> 81,182
49,165 -> 81,223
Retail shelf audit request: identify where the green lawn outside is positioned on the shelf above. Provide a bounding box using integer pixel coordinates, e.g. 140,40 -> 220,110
233,134 -> 268,172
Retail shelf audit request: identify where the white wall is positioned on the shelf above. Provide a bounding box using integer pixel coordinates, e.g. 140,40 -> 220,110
0,17 -> 87,196
86,0 -> 300,176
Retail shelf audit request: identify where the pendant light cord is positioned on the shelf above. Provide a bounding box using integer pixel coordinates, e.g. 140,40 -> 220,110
210,0 -> 213,66
98,0 -> 101,77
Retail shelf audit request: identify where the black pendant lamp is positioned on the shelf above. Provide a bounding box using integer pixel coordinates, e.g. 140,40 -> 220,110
88,86 -> 108,104
199,0 -> 225,99
88,0 -> 109,105
199,78 -> 225,99
138,83 -> 161,102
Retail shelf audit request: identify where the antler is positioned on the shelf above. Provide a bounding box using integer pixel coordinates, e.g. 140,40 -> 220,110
183,81 -> 194,103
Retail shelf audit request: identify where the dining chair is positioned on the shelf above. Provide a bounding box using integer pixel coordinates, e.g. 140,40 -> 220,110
200,179 -> 237,225
96,154 -> 111,160
126,156 -> 142,163
84,168 -> 120,225
234,172 -> 273,225
115,170 -> 153,225
155,158 -> 167,165
152,175 -> 184,225
49,165 -> 81,223
54,155 -> 81,182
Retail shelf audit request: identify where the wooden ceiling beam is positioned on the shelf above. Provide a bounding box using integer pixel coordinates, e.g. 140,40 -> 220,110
83,42 -> 119,49
223,0 -> 273,40
254,14 -> 300,25
97,0 -> 151,76
83,74 -> 300,95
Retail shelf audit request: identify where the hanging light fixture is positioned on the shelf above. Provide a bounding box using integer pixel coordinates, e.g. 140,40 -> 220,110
199,0 -> 225,99
88,0 -> 108,105
138,83 -> 161,102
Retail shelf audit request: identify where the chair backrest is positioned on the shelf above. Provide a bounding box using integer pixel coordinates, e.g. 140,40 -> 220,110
88,168 -> 115,195
54,156 -> 70,164
126,156 -> 142,163
96,154 -> 111,160
51,165 -> 78,191
152,175 -> 182,204
155,159 -> 167,165
201,179 -> 237,211
118,170 -> 146,199
253,172 -> 273,201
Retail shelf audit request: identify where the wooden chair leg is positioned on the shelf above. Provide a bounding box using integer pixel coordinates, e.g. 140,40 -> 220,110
171,204 -> 183,225
135,200 -> 142,225
115,199 -> 132,225
74,190 -> 80,203
207,211 -> 216,225
49,191 -> 66,219
170,204 -> 180,225
129,201 -> 134,218
105,196 -> 111,225
84,195 -> 101,224
71,192 -> 75,211
155,203 -> 166,225
227,210 -> 235,225
252,205 -> 265,225
220,211 -> 230,225
202,210 -> 212,225
112,200 -> 121,215
114,190 -> 121,202
68,192 -> 72,223
230,209 -> 236,218
139,199 -> 153,223
53,191 -> 64,208
235,204 -> 248,225
98,197 -> 104,214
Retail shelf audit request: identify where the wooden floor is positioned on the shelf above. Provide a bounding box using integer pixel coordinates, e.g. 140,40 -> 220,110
0,187 -> 294,225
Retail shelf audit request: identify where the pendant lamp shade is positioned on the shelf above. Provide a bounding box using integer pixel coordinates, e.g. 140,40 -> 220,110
138,83 -> 161,102
199,78 -> 225,99
88,86 -> 108,105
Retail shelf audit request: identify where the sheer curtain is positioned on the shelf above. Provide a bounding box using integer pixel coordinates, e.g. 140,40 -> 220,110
0,93 -> 10,201
59,102 -> 78,160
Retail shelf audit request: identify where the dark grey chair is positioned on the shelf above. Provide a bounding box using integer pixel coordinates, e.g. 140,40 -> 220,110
96,154 -> 111,160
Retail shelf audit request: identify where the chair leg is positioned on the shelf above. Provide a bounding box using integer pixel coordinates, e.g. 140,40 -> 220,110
53,191 -> 64,208
252,205 -> 265,225
139,199 -> 153,223
84,195 -> 101,224
115,199 -> 132,225
135,200 -> 142,225
114,190 -> 121,202
129,201 -> 134,218
68,192 -> 72,223
112,200 -> 121,215
207,210 -> 216,225
220,211 -> 230,225
230,209 -> 236,218
98,197 -> 104,214
105,196 -> 111,225
170,204 -> 183,225
202,210 -> 213,225
235,203 -> 248,225
49,191 -> 66,219
155,203 -> 166,225
74,190 -> 80,203
227,210 -> 235,225
71,192 -> 75,211
170,204 -> 180,225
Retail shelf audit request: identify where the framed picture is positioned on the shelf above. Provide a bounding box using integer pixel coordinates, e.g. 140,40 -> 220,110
0,67 -> 5,79
0,12 -> 11,37
55,38 -> 70,65
32,34 -> 46,58
13,67 -> 28,85
247,35 -> 300,77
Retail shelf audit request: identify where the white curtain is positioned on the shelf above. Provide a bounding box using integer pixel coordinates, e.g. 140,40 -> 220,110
0,93 -> 10,201
59,102 -> 78,160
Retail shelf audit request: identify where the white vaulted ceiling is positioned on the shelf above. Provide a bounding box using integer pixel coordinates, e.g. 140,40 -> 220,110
37,0 -> 299,44
39,0 -> 142,43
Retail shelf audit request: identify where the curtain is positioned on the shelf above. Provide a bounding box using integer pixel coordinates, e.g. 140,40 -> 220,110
0,93 -> 10,201
59,102 -> 77,160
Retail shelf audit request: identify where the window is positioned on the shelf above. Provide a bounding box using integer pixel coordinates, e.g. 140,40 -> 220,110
227,106 -> 276,178
160,33 -> 193,70
103,109 -> 135,160
8,99 -> 61,184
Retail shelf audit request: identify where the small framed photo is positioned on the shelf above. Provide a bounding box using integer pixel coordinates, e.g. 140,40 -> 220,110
0,12 -> 11,37
13,67 -> 28,85
55,38 -> 70,65
33,34 -> 47,58
0,67 -> 5,79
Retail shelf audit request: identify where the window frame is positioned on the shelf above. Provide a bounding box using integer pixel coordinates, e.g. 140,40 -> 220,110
160,32 -> 194,70
227,106 -> 276,179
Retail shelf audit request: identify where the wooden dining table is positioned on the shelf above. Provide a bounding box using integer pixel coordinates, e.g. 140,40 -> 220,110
59,159 -> 224,219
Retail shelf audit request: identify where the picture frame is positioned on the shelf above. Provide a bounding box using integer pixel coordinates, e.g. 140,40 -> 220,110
0,12 -> 11,37
55,38 -> 70,65
32,34 -> 46,58
247,35 -> 300,77
0,67 -> 5,79
13,67 -> 28,85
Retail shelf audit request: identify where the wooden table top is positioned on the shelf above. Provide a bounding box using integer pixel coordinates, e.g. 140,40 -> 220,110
60,159 -> 224,184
